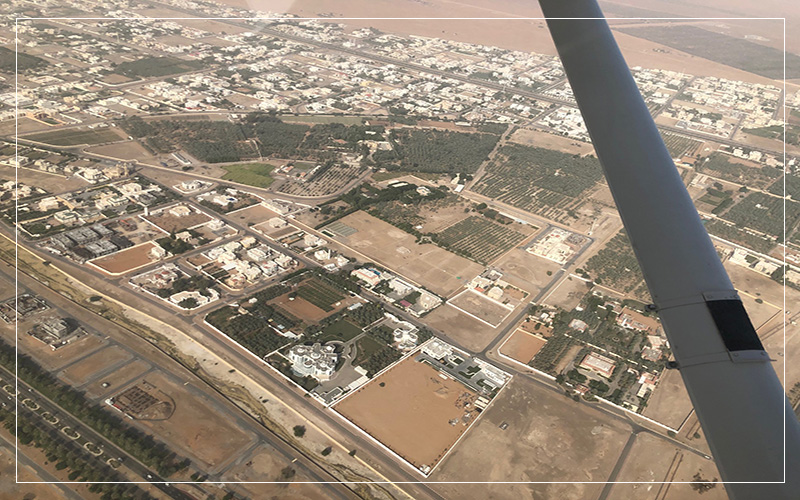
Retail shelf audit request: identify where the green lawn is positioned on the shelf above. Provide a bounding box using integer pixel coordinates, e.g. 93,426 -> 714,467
25,128 -> 122,146
317,319 -> 362,343
352,335 -> 384,366
220,163 -> 275,188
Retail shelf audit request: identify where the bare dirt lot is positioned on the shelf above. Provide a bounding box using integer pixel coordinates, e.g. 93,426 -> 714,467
500,329 -> 547,364
58,345 -> 132,386
144,208 -> 212,233
335,355 -> 480,470
608,432 -> 726,500
509,128 -> 595,156
130,371 -> 255,470
86,140 -> 157,162
542,275 -> 592,310
326,211 -> 483,296
643,368 -> 694,430
83,358 -> 151,399
90,241 -> 160,275
5,166 -> 86,194
431,375 -> 631,499
6,330 -> 107,372
493,247 -> 562,296
226,203 -> 278,226
222,444 -> 333,499
448,290 -> 511,327
423,304 -> 497,352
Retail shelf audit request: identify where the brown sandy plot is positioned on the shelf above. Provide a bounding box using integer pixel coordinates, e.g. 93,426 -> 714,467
509,127 -> 595,156
424,305 -> 496,352
132,371 -> 255,469
83,359 -> 151,399
553,344 -> 583,375
223,444 -> 333,500
254,221 -> 301,240
335,356 -> 480,470
87,140 -> 156,161
58,345 -> 132,387
226,203 -> 278,226
415,198 -> 475,233
9,332 -> 107,372
269,293 -> 330,323
0,444 -> 94,500
431,375 -> 630,498
493,247 -> 561,295
543,275 -> 591,310
643,368 -> 694,430
449,290 -> 511,327
608,432 -> 725,500
327,211 -> 483,296
144,208 -> 212,233
90,241 -> 159,275
500,329 -> 547,364
4,166 -> 86,194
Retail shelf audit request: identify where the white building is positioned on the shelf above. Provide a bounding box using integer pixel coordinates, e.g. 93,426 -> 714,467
288,343 -> 338,381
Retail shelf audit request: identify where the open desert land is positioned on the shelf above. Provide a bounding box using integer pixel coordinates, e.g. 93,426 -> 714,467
86,139 -> 158,163
643,368 -> 694,431
225,202 -> 279,226
500,329 -> 547,365
57,344 -> 133,387
223,444 -> 334,499
144,207 -> 212,233
90,241 -> 161,275
607,432 -> 726,500
431,374 -> 631,499
448,290 -> 513,327
122,370 -> 257,471
334,355 -> 481,471
83,358 -> 152,399
423,304 -> 498,352
4,166 -> 87,194
325,211 -> 483,296
509,128 -> 595,156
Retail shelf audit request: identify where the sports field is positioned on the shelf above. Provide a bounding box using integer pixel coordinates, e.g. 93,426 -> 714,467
335,355 -> 480,471
325,211 -> 483,296
89,242 -> 160,275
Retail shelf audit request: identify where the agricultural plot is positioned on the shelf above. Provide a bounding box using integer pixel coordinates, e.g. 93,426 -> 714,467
374,128 -> 500,174
472,144 -> 602,223
432,216 -> 527,265
719,192 -> 800,239
296,278 -> 346,312
696,153 -> 781,190
659,131 -> 702,158
277,163 -> 366,197
583,231 -> 647,296
767,173 -> 800,200
705,220 -> 777,253
114,56 -> 203,78
24,127 -> 123,146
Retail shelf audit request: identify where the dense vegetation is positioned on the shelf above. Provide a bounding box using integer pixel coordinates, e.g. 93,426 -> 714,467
719,191 -> 800,239
372,128 -> 500,174
115,56 -> 204,78
0,47 -> 46,72
696,153 -> 781,189
430,216 -> 526,264
767,173 -> 800,200
584,231 -> 647,295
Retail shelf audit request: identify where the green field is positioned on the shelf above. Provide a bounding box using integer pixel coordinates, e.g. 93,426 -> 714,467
25,128 -> 121,146
297,278 -> 346,312
115,56 -> 204,78
220,163 -> 275,188
660,131 -> 702,158
352,335 -> 385,367
279,115 -> 366,125
696,153 -> 781,190
718,192 -> 800,239
317,318 -> 362,343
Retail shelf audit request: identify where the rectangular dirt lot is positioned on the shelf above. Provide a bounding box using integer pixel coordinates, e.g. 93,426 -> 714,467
8,331 -> 107,372
143,208 -> 212,233
431,375 -> 631,499
423,304 -> 497,352
58,345 -> 132,386
325,211 -> 483,296
84,359 -> 151,399
335,355 -> 480,470
131,371 -> 255,469
500,329 -> 547,364
449,290 -> 511,327
90,241 -> 159,275
643,368 -> 694,430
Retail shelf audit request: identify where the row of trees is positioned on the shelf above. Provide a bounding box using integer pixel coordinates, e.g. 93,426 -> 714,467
0,340 -> 189,477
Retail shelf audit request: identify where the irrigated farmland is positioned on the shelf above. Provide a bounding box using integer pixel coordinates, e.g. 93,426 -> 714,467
432,216 -> 527,265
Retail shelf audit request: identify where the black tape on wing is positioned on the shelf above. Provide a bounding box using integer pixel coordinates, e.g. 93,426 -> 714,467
706,299 -> 764,352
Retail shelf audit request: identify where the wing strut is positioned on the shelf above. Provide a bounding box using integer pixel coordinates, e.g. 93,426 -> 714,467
538,1 -> 800,498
